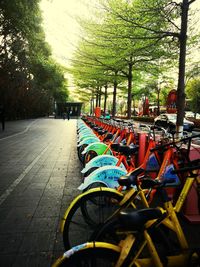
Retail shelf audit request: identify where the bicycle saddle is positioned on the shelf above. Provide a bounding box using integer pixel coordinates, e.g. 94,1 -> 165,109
111,143 -> 120,151
118,168 -> 144,187
141,178 -> 161,189
94,127 -> 103,133
111,144 -> 139,155
118,144 -> 139,155
119,208 -> 162,230
98,129 -> 107,135
103,133 -> 113,141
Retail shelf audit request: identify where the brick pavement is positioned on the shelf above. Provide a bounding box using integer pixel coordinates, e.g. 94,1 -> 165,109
0,118 -> 82,266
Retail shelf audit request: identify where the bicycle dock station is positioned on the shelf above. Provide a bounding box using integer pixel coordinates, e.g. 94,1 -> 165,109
53,116 -> 200,267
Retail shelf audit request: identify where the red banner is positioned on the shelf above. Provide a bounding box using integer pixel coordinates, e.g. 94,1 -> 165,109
167,90 -> 177,113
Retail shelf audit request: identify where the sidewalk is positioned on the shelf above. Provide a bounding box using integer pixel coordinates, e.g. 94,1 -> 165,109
0,119 -> 37,140
0,118 -> 82,266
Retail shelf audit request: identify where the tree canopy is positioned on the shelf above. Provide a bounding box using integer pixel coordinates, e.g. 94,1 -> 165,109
70,0 -> 199,126
186,77 -> 200,115
0,0 -> 69,119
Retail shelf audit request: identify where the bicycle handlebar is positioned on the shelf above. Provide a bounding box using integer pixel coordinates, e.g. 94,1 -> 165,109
171,165 -> 200,174
150,133 -> 200,152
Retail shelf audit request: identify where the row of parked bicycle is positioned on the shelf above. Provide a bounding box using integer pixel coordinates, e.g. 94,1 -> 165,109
53,116 -> 200,266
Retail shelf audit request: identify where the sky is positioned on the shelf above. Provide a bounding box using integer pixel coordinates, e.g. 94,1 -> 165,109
40,0 -> 97,67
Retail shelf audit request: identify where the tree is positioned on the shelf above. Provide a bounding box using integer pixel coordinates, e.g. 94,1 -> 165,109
96,0 -> 177,116
186,78 -> 200,116
0,0 -> 69,119
69,32 -> 126,116
96,0 -> 198,132
71,1 -> 167,118
82,0 -> 184,119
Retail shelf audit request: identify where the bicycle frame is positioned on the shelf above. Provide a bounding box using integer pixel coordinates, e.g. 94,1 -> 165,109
117,174 -> 200,267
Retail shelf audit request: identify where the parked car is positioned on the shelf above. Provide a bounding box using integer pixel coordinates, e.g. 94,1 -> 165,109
185,111 -> 200,119
154,113 -> 194,132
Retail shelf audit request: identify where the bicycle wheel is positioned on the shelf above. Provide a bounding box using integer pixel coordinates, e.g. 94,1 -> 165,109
53,243 -> 120,267
77,144 -> 87,163
92,218 -> 184,267
84,150 -> 98,164
82,181 -> 107,193
62,188 -> 124,250
90,211 -> 129,245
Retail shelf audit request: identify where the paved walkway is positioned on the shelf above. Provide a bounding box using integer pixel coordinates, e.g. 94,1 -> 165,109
0,118 -> 82,266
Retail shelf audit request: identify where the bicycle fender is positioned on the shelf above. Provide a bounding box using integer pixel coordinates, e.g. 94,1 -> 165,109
77,125 -> 88,131
81,155 -> 126,174
77,134 -> 97,143
77,137 -> 100,147
78,166 -> 127,190
53,242 -> 120,265
81,142 -> 112,156
78,127 -> 93,133
78,130 -> 94,138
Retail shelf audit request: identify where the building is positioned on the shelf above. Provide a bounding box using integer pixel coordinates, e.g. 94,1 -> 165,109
55,102 -> 83,118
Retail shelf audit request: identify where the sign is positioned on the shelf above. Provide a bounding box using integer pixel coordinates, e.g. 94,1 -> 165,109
167,90 -> 177,113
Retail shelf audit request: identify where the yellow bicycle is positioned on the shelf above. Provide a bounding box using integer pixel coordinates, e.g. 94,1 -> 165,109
54,162 -> 200,266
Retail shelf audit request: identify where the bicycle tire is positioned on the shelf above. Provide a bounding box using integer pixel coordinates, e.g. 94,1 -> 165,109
82,181 -> 107,193
53,243 -> 120,267
90,212 -> 128,244
77,144 -> 87,163
84,150 -> 98,165
61,188 -> 124,250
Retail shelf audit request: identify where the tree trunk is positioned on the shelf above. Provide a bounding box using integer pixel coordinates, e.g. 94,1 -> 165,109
95,90 -> 99,107
127,57 -> 133,119
112,79 -> 117,117
157,88 -> 160,116
103,84 -> 108,114
176,0 -> 189,136
98,87 -> 102,107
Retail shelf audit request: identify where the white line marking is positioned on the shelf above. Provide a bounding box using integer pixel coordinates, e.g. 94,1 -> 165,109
0,120 -> 37,141
0,144 -> 49,206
